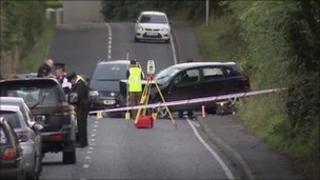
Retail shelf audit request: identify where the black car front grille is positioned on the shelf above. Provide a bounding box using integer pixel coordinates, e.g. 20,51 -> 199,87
143,33 -> 161,38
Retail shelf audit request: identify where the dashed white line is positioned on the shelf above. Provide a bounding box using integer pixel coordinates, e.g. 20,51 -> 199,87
187,119 -> 235,180
87,151 -> 92,154
106,23 -> 112,60
83,164 -> 90,169
85,156 -> 91,160
91,134 -> 96,137
90,138 -> 96,142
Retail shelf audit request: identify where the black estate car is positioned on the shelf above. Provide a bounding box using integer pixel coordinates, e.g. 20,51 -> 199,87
0,78 -> 77,164
152,62 -> 250,114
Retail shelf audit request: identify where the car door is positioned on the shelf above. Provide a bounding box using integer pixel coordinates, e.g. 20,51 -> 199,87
165,68 -> 201,109
200,66 -> 226,97
221,66 -> 246,94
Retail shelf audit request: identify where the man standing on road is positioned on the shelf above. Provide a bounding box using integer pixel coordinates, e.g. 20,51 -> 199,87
37,58 -> 54,77
127,60 -> 143,118
67,72 -> 89,147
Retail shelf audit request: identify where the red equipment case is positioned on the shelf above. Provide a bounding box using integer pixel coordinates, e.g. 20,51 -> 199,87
135,115 -> 154,129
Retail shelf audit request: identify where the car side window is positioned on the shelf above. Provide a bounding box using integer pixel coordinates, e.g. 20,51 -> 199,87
202,67 -> 224,81
224,67 -> 240,77
0,126 -> 8,145
174,69 -> 200,85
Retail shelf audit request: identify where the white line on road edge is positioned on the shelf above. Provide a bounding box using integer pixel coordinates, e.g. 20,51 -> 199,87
170,34 -> 178,65
106,23 -> 112,60
187,119 -> 235,180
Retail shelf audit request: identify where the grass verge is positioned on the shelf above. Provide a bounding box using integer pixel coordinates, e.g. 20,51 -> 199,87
18,20 -> 55,73
194,16 -> 319,179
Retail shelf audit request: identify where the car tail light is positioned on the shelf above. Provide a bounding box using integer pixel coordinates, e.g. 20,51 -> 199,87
50,133 -> 63,141
3,148 -> 17,160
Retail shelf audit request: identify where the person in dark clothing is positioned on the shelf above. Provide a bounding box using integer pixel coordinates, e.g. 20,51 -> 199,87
67,72 -> 89,147
37,59 -> 54,77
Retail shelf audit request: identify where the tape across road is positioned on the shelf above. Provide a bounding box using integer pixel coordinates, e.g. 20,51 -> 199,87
89,88 -> 286,115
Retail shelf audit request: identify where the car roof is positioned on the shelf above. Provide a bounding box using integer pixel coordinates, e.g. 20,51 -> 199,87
140,11 -> 167,16
0,77 -> 60,86
172,61 -> 236,69
97,60 -> 130,66
0,105 -> 21,112
0,97 -> 25,103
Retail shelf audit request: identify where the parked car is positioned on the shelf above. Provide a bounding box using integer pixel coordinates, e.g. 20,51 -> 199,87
0,117 -> 25,180
152,62 -> 250,115
0,97 -> 42,180
134,11 -> 171,43
89,60 -> 132,116
0,78 -> 77,164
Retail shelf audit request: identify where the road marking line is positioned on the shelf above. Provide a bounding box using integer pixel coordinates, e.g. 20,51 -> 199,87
87,151 -> 92,154
106,23 -> 112,60
90,138 -> 96,142
89,146 -> 93,150
170,33 -> 178,65
187,119 -> 235,180
85,156 -> 91,160
91,134 -> 96,137
92,128 -> 97,132
83,164 -> 90,169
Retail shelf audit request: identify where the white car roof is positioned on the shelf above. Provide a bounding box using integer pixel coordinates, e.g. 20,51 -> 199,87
0,96 -> 25,102
140,11 -> 167,16
0,105 -> 21,112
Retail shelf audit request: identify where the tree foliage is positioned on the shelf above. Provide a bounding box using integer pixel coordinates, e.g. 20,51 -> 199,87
1,1 -> 46,55
101,0 -> 222,22
225,0 -> 320,156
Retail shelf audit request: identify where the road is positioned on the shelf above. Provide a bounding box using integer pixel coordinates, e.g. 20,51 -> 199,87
41,23 -> 237,180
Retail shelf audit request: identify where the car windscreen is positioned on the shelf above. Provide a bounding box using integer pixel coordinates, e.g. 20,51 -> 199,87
156,67 -> 180,84
2,85 -> 59,107
92,63 -> 128,80
139,14 -> 167,24
0,112 -> 21,128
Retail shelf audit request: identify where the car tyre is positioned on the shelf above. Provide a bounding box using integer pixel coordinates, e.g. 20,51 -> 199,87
63,143 -> 76,164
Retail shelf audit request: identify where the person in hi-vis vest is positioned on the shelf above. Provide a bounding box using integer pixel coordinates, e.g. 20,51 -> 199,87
127,60 -> 143,117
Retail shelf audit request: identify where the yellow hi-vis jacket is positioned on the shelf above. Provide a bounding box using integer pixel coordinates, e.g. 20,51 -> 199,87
128,67 -> 142,92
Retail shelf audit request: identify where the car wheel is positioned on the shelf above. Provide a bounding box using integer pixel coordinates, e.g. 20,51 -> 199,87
63,143 -> 76,164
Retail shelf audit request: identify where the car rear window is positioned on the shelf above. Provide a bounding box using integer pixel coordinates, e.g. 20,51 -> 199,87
139,14 -> 167,24
92,63 -> 128,80
3,85 -> 59,107
0,112 -> 21,128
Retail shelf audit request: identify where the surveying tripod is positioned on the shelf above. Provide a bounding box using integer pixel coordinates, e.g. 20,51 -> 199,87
134,75 -> 177,128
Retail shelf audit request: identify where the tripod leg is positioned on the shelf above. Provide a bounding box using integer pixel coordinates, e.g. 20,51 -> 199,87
154,80 -> 177,128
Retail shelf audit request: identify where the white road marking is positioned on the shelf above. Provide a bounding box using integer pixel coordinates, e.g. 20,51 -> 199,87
83,164 -> 90,168
187,119 -> 235,180
85,156 -> 91,160
87,151 -> 92,154
89,146 -> 93,150
92,128 -> 97,132
90,138 -> 95,142
170,33 -> 178,65
106,23 -> 112,60
91,134 -> 96,137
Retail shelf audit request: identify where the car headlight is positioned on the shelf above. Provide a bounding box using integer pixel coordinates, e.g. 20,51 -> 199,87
137,24 -> 144,31
89,90 -> 99,97
110,92 -> 116,97
161,28 -> 169,32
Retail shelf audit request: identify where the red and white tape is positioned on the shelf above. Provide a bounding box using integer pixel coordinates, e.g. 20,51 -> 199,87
89,88 -> 286,115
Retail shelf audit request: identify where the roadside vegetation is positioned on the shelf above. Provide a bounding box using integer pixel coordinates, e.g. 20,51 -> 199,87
0,1 -> 58,76
102,1 -> 319,179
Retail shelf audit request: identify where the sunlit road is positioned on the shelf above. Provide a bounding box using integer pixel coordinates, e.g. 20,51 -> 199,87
41,23 -> 235,180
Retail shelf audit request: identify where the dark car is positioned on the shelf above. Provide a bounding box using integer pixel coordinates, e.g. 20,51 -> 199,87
89,60 -> 132,115
0,97 -> 43,180
152,62 -> 250,115
0,117 -> 25,180
0,78 -> 77,164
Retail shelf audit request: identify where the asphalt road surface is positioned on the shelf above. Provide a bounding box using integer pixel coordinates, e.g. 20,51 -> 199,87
42,23 -> 236,180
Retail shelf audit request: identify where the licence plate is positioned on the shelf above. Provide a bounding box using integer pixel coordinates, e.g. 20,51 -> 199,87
103,100 -> 115,105
146,32 -> 158,36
